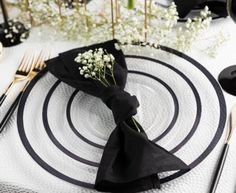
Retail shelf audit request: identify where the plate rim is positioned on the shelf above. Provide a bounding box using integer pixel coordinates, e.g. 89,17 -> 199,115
17,45 -> 227,188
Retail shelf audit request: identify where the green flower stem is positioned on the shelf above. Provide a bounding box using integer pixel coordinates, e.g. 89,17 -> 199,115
105,70 -> 116,85
108,66 -> 117,85
127,0 -> 135,9
93,76 -> 109,87
98,69 -> 102,80
131,117 -> 140,132
100,79 -> 109,87
111,73 -> 116,85
104,64 -> 107,78
105,71 -> 112,76
111,62 -> 116,85
101,76 -> 110,86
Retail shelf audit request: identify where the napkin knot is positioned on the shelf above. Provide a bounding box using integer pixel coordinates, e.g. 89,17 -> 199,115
101,86 -> 139,124
45,40 -> 190,193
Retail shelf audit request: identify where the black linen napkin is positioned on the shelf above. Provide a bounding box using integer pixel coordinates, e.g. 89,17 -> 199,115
45,39 -> 190,193
173,0 -> 227,18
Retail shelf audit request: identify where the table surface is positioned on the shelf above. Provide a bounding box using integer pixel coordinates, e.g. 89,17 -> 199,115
0,14 -> 236,193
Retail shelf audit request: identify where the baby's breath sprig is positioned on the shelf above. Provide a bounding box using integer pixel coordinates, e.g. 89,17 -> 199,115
75,46 -> 141,132
74,48 -> 116,87
175,6 -> 212,51
204,32 -> 229,58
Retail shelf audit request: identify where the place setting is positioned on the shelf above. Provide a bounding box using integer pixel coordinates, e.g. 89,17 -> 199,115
0,0 -> 236,193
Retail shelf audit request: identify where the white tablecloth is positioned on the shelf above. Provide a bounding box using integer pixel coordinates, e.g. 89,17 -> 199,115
0,17 -> 236,193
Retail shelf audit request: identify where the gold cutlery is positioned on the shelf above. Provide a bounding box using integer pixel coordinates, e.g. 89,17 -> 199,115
0,53 -> 33,107
0,51 -> 50,133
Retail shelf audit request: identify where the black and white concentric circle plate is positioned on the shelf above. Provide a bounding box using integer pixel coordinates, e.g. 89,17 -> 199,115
17,45 -> 226,190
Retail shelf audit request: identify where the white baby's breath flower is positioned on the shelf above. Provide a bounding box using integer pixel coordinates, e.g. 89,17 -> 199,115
84,74 -> 90,78
13,1 -> 216,56
104,55 -> 110,62
97,61 -> 104,68
110,54 -> 115,61
82,60 -> 87,64
115,43 -> 121,50
74,48 -> 116,85
84,55 -> 90,59
98,48 -> 104,53
95,56 -> 102,62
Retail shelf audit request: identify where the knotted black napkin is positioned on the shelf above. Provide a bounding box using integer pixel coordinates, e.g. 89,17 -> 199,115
173,0 -> 227,18
45,39 -> 190,193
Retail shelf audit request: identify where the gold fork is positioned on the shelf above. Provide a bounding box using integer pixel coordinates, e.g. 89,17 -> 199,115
0,53 -> 34,107
26,51 -> 49,85
0,51 -> 50,133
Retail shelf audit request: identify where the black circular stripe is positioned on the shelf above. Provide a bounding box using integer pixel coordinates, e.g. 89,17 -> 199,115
159,45 -> 227,183
42,80 -> 99,167
67,90 -> 104,149
129,70 -> 180,142
66,90 -> 104,149
17,45 -> 227,188
67,70 -> 180,148
44,70 -> 179,165
17,69 -> 94,189
125,56 -> 201,153
17,68 -> 180,187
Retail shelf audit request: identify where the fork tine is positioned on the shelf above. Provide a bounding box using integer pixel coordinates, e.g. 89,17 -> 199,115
47,51 -> 51,60
35,50 -> 49,70
18,53 -> 30,72
34,50 -> 44,70
0,52 -> 34,107
19,51 -> 37,73
39,61 -> 45,70
27,53 -> 35,73
39,51 -> 50,70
